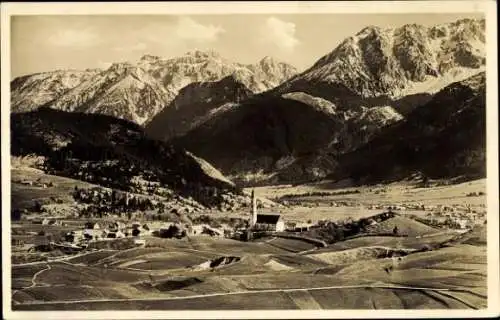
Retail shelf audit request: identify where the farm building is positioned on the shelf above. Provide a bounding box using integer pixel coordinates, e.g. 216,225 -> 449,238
107,221 -> 126,232
293,222 -> 314,232
83,228 -> 105,240
105,230 -> 125,239
456,218 -> 473,229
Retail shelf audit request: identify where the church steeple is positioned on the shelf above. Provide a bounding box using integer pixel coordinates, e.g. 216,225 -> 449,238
251,189 -> 257,227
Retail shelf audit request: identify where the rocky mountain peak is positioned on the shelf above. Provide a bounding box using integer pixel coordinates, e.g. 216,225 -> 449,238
140,54 -> 162,62
185,49 -> 223,60
12,51 -> 296,125
283,18 -> 485,100
356,25 -> 384,37
107,62 -> 135,73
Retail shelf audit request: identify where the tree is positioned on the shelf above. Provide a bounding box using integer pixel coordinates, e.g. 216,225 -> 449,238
11,209 -> 21,221
33,201 -> 43,213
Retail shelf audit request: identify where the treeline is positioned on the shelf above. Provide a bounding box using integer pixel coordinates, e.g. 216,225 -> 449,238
409,215 -> 463,229
73,187 -> 157,219
303,211 -> 396,244
189,214 -> 248,229
277,189 -> 361,201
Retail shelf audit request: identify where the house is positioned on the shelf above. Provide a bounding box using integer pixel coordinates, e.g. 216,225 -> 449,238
131,222 -> 141,229
83,228 -> 106,240
254,214 -> 285,232
64,231 -> 75,243
85,221 -> 100,229
48,219 -> 61,226
456,218 -> 473,229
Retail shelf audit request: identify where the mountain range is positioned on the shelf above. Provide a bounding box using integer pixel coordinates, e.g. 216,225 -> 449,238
166,18 -> 486,185
11,51 -> 297,125
10,18 -> 487,187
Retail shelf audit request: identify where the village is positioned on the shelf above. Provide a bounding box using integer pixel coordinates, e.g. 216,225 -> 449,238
12,186 -> 486,263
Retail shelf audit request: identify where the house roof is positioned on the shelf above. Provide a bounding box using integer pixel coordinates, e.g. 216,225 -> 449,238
85,222 -> 98,228
256,214 -> 281,224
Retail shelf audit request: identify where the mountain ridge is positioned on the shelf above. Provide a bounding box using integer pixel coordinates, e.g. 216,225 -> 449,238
10,51 -> 297,125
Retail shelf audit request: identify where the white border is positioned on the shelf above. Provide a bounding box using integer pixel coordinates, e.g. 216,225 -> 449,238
1,1 -> 498,319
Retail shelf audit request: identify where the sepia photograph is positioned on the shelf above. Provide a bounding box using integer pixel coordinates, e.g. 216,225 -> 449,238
1,1 -> 499,319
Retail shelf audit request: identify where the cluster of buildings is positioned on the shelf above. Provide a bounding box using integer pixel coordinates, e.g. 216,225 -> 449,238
63,220 -> 151,245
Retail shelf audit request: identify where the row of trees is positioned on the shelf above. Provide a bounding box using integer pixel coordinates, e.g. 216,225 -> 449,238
305,211 -> 397,244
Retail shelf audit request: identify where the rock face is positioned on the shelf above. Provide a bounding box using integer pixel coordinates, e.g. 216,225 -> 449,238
331,72 -> 486,184
49,63 -> 174,125
279,18 -> 485,102
10,108 -> 239,208
10,69 -> 100,113
11,51 -> 297,125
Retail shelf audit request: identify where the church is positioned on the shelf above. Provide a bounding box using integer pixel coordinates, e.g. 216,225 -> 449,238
249,190 -> 285,232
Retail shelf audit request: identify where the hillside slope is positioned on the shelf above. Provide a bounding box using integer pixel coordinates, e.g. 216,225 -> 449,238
146,75 -> 254,141
172,91 -> 403,185
11,108 -> 238,207
331,72 -> 486,184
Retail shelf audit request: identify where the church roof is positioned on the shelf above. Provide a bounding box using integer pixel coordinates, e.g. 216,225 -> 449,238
256,214 -> 281,224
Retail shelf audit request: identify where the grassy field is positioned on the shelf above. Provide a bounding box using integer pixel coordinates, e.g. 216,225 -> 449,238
11,168 -> 97,210
250,179 -> 486,224
364,216 -> 438,237
11,228 -> 487,309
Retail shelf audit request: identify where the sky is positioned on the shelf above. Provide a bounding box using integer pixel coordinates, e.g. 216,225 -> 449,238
11,13 -> 484,79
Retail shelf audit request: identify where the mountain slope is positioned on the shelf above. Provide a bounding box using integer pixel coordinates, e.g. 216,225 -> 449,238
146,75 -> 254,141
172,91 -> 403,185
11,51 -> 297,125
168,19 -> 485,186
277,18 -> 485,114
10,69 -> 100,113
11,108 -> 239,207
48,63 -> 174,125
331,72 -> 486,184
